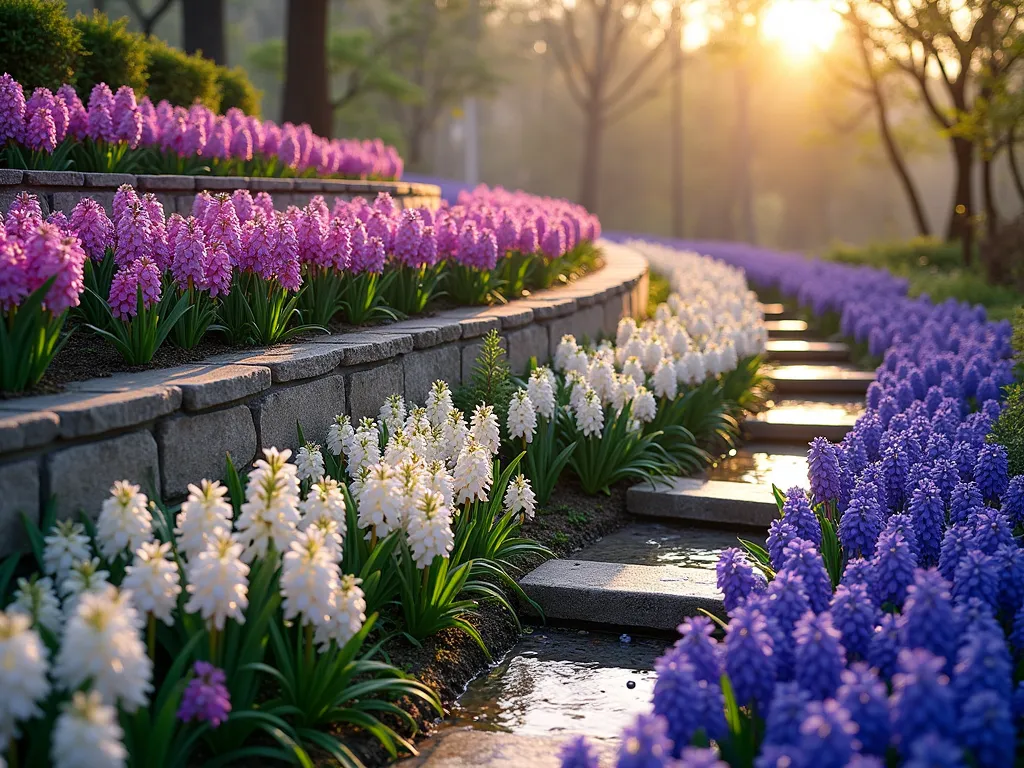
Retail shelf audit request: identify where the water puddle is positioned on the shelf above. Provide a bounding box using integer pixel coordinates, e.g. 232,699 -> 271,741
708,445 -> 808,488
575,521 -> 757,568
443,627 -> 665,741
753,397 -> 863,425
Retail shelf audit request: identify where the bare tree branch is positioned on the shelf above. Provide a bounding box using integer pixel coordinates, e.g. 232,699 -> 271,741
124,0 -> 176,36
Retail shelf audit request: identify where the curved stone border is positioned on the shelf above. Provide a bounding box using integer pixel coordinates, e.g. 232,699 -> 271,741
0,241 -> 648,555
0,169 -> 442,217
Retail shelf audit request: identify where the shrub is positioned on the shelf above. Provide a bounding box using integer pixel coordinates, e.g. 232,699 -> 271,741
825,237 -> 964,273
990,383 -> 1024,477
145,37 -> 220,110
216,65 -> 261,115
0,0 -> 82,91
72,11 -> 148,98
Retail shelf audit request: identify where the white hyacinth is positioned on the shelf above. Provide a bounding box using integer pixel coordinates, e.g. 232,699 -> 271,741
642,340 -> 664,373
426,460 -> 456,509
622,356 -> 645,387
55,586 -> 152,712
425,380 -> 454,428
587,357 -> 616,404
454,441 -> 493,505
470,403 -> 501,455
379,394 -> 407,436
406,490 -> 455,568
612,373 -> 638,414
554,334 -> 579,372
175,480 -> 233,562
567,371 -> 589,412
345,422 -> 381,475
184,531 -> 250,630
0,610 -> 51,748
616,317 -> 637,348
51,690 -> 127,768
96,481 -> 153,561
574,387 -> 605,438
42,520 -> 92,585
11,575 -> 63,635
60,558 -> 111,614
566,349 -> 589,376
236,448 -> 301,562
280,528 -> 340,628
384,431 -> 415,466
122,541 -> 181,626
315,575 -> 366,651
503,474 -> 537,521
327,414 -> 354,456
528,367 -> 556,421
356,463 -> 401,538
295,442 -> 326,482
300,477 -> 347,540
652,358 -> 678,400
439,409 -> 470,465
507,389 -> 537,443
632,386 -> 658,423
392,459 -> 428,530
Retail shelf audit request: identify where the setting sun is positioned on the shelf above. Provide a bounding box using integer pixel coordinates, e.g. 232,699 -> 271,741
761,0 -> 842,59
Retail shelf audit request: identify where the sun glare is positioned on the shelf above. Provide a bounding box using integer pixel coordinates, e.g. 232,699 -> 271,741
761,0 -> 841,59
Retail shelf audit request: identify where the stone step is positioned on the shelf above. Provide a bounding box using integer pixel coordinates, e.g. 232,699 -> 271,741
765,339 -> 850,364
401,729 -> 618,767
519,559 -> 723,632
765,319 -> 814,340
744,397 -> 862,444
707,442 -> 809,489
627,476 -> 778,528
575,520 -> 760,570
759,302 -> 791,319
769,364 -> 875,396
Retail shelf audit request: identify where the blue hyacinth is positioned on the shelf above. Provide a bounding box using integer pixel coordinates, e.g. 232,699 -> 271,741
871,528 -> 917,608
652,648 -> 725,753
939,524 -> 973,582
974,443 -> 1009,503
838,494 -> 883,559
676,747 -> 727,768
904,734 -> 966,768
724,606 -> 777,710
1001,476 -> 1024,527
766,518 -> 799,571
754,745 -> 806,768
956,690 -> 1015,768
617,713 -> 674,768
716,548 -> 761,614
890,649 -> 957,753
881,444 -> 911,511
807,438 -> 844,507
763,682 -> 811,747
950,482 -> 983,526
908,479 -> 945,566
929,458 -> 960,507
998,545 -> 1024,616
954,597 -> 1003,642
781,539 -> 833,614
797,699 -> 857,768
673,617 -> 722,683
952,629 -> 1013,705
901,568 -> 957,665
969,507 -> 1014,553
830,583 -> 878,659
883,513 -> 920,560
793,610 -> 846,700
841,557 -> 874,590
836,663 -> 890,756
952,549 -> 1000,607
781,487 -> 820,545
762,570 -> 810,681
952,441 -> 976,482
560,735 -> 600,768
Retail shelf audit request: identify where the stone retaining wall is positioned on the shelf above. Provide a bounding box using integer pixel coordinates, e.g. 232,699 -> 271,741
0,242 -> 649,556
0,169 -> 442,217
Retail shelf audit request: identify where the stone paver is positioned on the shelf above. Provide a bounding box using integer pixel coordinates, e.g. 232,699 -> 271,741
745,397 -> 861,443
765,339 -> 850,364
769,364 -> 874,396
520,559 -> 723,630
208,342 -> 344,383
765,319 -> 811,339
401,729 -> 618,768
627,477 -> 778,528
404,346 -> 461,404
347,362 -> 404,420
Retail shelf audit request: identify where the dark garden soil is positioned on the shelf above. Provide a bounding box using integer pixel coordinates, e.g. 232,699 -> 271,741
340,479 -> 632,767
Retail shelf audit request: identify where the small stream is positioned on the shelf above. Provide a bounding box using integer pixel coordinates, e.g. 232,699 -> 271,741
440,626 -> 666,741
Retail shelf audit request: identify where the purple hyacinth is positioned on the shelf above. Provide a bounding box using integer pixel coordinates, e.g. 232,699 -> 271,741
950,481 -> 983,526
901,568 -> 957,665
904,735 -> 965,768
952,628 -> 1013,706
652,647 -> 725,754
108,257 -> 161,320
766,518 -> 798,571
792,610 -> 846,700
836,663 -> 890,756
797,699 -> 857,768
393,209 -> 424,267
673,616 -> 722,683
970,506 -> 1014,553
86,83 -> 116,143
1001,476 -> 1024,527
762,569 -> 810,681
891,648 -> 956,753
957,690 -> 1014,768
0,73 -> 26,145
616,713 -> 673,768
21,225 -> 86,315
763,682 -> 811,747
171,218 -> 208,289
829,582 -> 877,658
870,528 -> 917,608
724,606 -> 776,709
807,437 -> 843,506
908,478 -> 945,566
716,548 -> 763,613
114,200 -> 153,268
68,199 -> 113,261
974,443 -> 1009,503
952,548 -> 1000,607
780,539 -> 832,614
838,493 -> 883,559
559,735 -> 599,768
177,661 -> 231,728
781,487 -> 820,545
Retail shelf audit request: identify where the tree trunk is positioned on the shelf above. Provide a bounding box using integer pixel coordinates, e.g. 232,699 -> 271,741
981,155 -> 998,239
182,0 -> 225,65
734,63 -> 756,243
1008,131 -> 1024,207
578,100 -> 604,213
282,0 -> 332,137
945,136 -> 975,262
669,8 -> 684,239
871,88 -> 930,238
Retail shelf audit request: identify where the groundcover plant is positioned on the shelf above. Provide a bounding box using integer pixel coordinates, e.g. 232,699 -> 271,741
0,183 -> 599,389
0,74 -> 402,179
560,242 -> 1023,768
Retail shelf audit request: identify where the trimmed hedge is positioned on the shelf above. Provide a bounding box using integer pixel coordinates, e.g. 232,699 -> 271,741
145,37 -> 221,111
72,11 -> 149,99
217,65 -> 261,115
0,0 -> 82,91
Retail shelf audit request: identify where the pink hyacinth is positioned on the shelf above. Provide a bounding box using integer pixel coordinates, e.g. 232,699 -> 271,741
171,218 -> 208,290
204,239 -> 232,298
143,194 -> 171,271
112,184 -> 140,226
239,210 -> 272,275
57,84 -> 88,140
46,211 -> 71,236
361,236 -> 386,275
24,106 -> 56,152
0,73 -> 26,145
231,190 -> 254,224
271,216 -> 302,291
540,225 -> 565,260
203,196 -> 241,265
496,213 -> 519,253
262,122 -> 281,156
278,127 -> 299,169
347,220 -> 368,273
228,122 -> 253,162
191,191 -> 214,223
434,213 -> 458,258
295,205 -> 327,268
253,192 -> 275,219
204,118 -> 231,160
418,225 -> 439,267
393,209 -> 423,268
166,214 -> 185,258
23,224 -> 86,315
109,257 -> 161,320
50,94 -> 69,144
69,198 -> 114,261
0,229 -> 28,311
181,114 -> 206,157
366,210 -> 394,254
114,201 -> 153,268
323,218 -> 351,271
247,115 -> 264,153
87,83 -> 116,143
160,107 -> 187,154
518,222 -> 538,254
138,97 -> 158,146
8,192 -> 42,222
112,86 -> 141,147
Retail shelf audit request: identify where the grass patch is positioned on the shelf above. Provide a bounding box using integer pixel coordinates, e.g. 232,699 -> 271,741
823,238 -> 1023,322
647,269 -> 672,317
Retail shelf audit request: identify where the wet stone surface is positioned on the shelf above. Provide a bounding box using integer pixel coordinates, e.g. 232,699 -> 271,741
441,626 -> 664,741
574,521 -> 759,569
707,443 -> 808,488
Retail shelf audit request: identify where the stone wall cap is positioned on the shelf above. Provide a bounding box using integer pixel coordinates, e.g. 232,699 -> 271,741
0,169 -> 25,186
1,386 -> 181,439
23,170 -> 84,186
196,176 -> 249,191
358,318 -> 462,349
249,177 -> 295,192
81,172 -> 136,188
135,175 -> 198,192
207,342 -> 344,383
0,409 -> 60,453
320,331 -> 414,365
